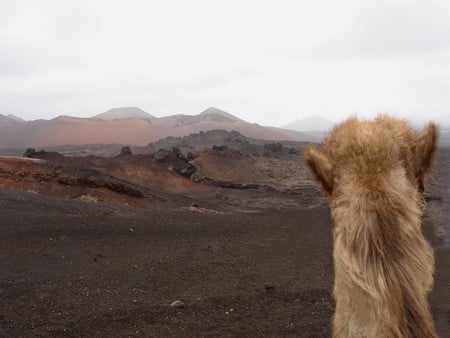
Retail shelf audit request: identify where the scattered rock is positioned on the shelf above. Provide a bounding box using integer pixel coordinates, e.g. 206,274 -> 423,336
154,148 -> 196,178
207,245 -> 218,253
170,300 -> 186,309
265,282 -> 276,291
212,145 -> 226,151
182,206 -> 225,214
23,148 -> 36,157
264,143 -> 283,153
119,146 -> 132,156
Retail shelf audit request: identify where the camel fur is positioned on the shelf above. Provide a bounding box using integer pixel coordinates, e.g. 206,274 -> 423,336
303,115 -> 438,338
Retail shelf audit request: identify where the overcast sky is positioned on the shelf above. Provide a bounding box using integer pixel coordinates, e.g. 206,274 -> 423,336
1,0 -> 449,126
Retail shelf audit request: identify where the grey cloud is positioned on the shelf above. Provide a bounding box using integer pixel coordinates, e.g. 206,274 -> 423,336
0,1 -> 98,79
0,44 -> 37,77
1,1 -> 449,125
0,34 -> 93,79
263,0 -> 450,60
0,43 -> 89,79
329,0 -> 450,58
42,2 -> 101,40
0,1 -> 24,28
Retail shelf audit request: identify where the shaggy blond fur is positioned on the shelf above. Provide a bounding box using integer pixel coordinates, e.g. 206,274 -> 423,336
304,115 -> 438,338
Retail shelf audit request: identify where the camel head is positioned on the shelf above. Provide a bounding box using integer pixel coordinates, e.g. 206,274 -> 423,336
303,116 -> 438,199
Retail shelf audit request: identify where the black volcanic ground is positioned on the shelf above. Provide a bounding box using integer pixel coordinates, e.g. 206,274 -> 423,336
0,131 -> 449,337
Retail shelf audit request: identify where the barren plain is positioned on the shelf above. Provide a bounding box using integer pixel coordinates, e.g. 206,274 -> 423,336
0,134 -> 448,337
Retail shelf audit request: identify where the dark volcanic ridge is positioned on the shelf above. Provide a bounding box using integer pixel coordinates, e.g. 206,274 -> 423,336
2,128 -> 447,213
0,132 -> 324,211
146,129 -> 308,157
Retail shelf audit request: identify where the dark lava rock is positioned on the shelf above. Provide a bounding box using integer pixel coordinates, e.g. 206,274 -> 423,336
23,148 -> 36,157
154,148 -> 196,178
26,150 -> 66,163
119,146 -> 132,156
265,282 -> 276,291
212,145 -> 226,151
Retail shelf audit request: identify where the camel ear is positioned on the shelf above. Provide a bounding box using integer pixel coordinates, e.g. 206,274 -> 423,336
303,145 -> 333,195
415,122 -> 438,179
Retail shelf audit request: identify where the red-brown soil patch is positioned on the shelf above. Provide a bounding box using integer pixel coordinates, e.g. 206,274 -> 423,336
0,156 -> 171,208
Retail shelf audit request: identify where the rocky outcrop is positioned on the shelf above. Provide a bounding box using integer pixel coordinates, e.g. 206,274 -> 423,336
153,147 -> 196,178
147,130 -> 252,154
263,143 -> 299,157
148,130 -> 304,158
56,175 -> 145,198
191,174 -> 276,191
0,157 -> 152,201
119,146 -> 132,156
25,149 -> 67,163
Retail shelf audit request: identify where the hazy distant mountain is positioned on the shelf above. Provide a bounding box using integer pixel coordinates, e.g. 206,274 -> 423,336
284,116 -> 335,132
152,107 -> 241,128
0,114 -> 25,129
5,114 -> 25,122
435,114 -> 450,128
150,107 -> 308,141
0,107 -> 311,148
0,116 -> 160,148
93,107 -> 155,120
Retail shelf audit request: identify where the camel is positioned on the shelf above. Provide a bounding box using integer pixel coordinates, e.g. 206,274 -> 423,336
303,115 -> 438,337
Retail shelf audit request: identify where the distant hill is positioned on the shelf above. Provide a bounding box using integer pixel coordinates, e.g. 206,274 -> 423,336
0,107 -> 311,148
435,114 -> 450,128
152,107 -> 241,128
0,114 -> 25,129
5,114 -> 25,122
0,116 -> 159,148
284,116 -> 335,132
93,107 -> 155,120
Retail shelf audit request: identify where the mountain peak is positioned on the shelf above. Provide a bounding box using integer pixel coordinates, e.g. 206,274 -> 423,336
93,107 -> 155,120
6,114 -> 25,122
199,107 -> 241,121
0,113 -> 24,121
0,113 -> 25,129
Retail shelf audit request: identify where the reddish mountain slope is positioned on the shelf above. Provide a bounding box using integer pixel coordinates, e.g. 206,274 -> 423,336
0,108 -> 306,148
0,114 -> 24,129
0,117 -> 161,147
